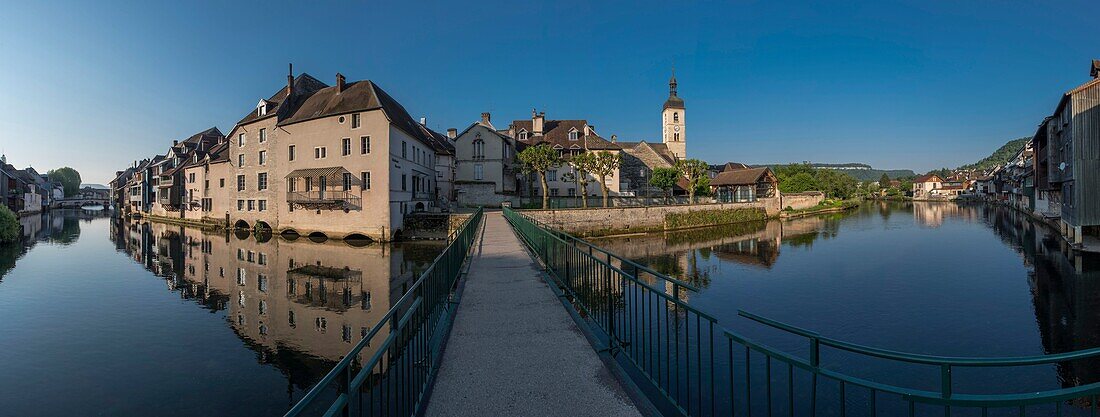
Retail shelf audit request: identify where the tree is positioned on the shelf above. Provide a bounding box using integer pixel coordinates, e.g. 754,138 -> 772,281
813,169 -> 857,199
563,153 -> 596,208
879,173 -> 891,187
517,144 -> 561,209
780,172 -> 818,194
589,151 -> 621,208
676,158 -> 710,203
650,167 -> 680,204
48,167 -> 82,197
0,205 -> 18,244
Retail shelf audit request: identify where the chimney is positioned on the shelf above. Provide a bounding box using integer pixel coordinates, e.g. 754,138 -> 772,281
611,134 -> 617,143
336,73 -> 346,92
533,110 -> 545,136
1092,59 -> 1100,79
447,128 -> 457,139
172,140 -> 178,146
419,117 -> 426,126
584,124 -> 593,136
287,63 -> 294,96
480,112 -> 491,125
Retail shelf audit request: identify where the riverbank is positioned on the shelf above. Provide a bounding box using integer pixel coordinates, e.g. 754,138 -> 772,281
778,199 -> 860,219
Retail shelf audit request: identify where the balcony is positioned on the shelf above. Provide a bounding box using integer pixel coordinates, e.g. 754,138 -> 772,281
287,190 -> 362,211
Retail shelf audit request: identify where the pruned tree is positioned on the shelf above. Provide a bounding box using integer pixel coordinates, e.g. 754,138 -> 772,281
589,151 -> 621,208
517,144 -> 561,209
563,153 -> 596,208
650,167 -> 680,204
676,158 -> 710,203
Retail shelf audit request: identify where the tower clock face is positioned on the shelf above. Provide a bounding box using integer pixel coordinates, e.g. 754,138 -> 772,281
673,125 -> 680,132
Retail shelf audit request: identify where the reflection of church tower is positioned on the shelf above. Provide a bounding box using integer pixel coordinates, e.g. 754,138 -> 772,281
662,71 -> 686,160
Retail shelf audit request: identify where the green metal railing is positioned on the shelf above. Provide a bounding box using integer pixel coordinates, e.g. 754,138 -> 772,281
503,206 -> 1100,416
284,207 -> 483,417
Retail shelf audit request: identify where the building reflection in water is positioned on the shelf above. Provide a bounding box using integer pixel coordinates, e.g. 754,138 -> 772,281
983,204 -> 1100,402
109,219 -> 443,392
1,209 -> 109,283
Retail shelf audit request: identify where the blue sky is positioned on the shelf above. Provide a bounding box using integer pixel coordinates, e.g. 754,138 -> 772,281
0,0 -> 1097,183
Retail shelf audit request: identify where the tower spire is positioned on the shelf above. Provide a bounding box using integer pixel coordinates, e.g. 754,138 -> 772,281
669,67 -> 678,97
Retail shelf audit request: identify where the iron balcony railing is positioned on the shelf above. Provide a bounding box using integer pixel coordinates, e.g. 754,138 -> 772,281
502,206 -> 1100,417
284,207 -> 483,417
287,190 -> 363,209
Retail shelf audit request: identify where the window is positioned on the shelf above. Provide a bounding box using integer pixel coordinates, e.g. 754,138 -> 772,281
237,175 -> 245,191
674,133 -> 679,142
361,171 -> 370,190
361,136 -> 370,154
474,164 -> 484,180
342,172 -> 352,191
188,173 -> 195,183
247,200 -> 255,211
289,145 -> 296,161
287,178 -> 296,192
568,188 -> 576,196
238,133 -> 245,147
401,174 -> 407,191
548,170 -> 558,182
351,113 -> 361,128
568,129 -> 578,141
258,200 -> 267,211
673,112 -> 679,123
219,178 -> 225,188
342,138 -> 351,156
305,177 -> 312,191
402,141 -> 407,158
257,173 -> 268,190
237,268 -> 246,285
259,128 -> 267,143
551,188 -> 560,196
238,154 -> 245,166
315,147 -> 326,159
237,200 -> 244,211
258,150 -> 266,165
473,139 -> 485,159
519,130 -> 528,140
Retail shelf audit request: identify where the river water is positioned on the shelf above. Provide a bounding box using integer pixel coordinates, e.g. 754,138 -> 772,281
592,201 -> 1100,415
0,210 -> 443,416
1,203 -> 1098,415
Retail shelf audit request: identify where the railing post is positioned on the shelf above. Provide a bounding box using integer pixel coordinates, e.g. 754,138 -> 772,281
941,364 -> 952,399
809,336 -> 820,368
606,264 -> 616,354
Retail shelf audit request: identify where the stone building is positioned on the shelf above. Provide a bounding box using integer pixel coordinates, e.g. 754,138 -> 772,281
453,113 -> 523,206
617,73 -> 688,196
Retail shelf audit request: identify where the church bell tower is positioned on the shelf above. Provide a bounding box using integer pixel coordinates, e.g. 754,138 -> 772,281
662,71 -> 686,160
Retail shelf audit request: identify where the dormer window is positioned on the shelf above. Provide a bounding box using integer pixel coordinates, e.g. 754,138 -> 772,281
519,129 -> 528,140
568,128 -> 579,141
256,100 -> 268,116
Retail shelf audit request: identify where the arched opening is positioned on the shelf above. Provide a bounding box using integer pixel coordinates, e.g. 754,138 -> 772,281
233,228 -> 251,241
308,232 -> 329,243
233,220 -> 250,230
415,202 -> 425,212
254,221 -> 272,232
344,233 -> 372,247
280,229 -> 300,241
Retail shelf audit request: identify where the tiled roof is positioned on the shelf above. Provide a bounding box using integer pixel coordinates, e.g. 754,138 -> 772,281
511,119 -> 620,150
711,167 -> 774,186
913,174 -> 942,183
236,74 -> 329,126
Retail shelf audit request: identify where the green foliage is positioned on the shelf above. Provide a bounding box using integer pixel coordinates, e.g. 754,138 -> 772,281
675,158 -> 710,202
649,167 -> 680,200
589,151 -> 621,207
958,137 -> 1031,171
517,145 -> 561,209
0,205 -> 19,244
48,167 -> 82,197
879,173 -> 890,185
564,153 -> 596,208
664,207 -> 768,229
774,163 -> 857,199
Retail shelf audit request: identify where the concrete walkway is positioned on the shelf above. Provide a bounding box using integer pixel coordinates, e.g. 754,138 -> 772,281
425,212 -> 641,417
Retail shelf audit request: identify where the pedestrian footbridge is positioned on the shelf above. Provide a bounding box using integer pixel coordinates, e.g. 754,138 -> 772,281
283,207 -> 1100,417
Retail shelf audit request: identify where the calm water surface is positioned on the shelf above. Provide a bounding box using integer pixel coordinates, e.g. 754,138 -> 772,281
594,201 -> 1100,414
3,203 -> 1099,415
0,210 -> 442,416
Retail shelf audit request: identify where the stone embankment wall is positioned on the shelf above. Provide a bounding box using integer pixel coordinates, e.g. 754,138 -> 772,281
781,192 -> 825,210
522,200 -> 779,237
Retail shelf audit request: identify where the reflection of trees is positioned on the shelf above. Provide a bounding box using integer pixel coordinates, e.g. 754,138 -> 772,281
47,217 -> 81,245
0,241 -> 28,283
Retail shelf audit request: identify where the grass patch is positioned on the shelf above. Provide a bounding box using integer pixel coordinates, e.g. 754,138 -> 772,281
664,208 -> 768,229
782,199 -> 860,215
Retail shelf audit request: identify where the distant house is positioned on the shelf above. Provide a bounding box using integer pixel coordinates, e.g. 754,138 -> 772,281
912,174 -> 943,198
710,165 -> 778,203
453,113 -> 523,206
